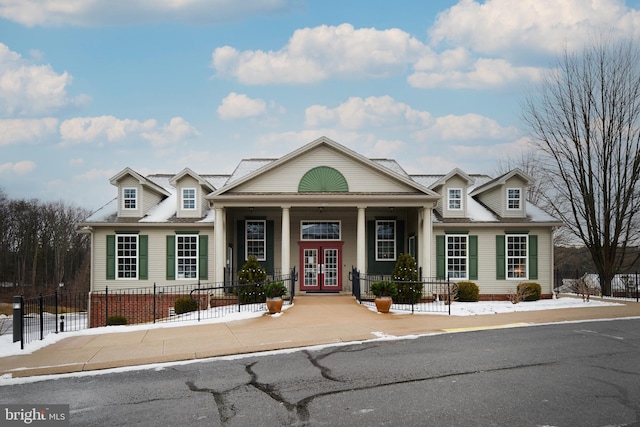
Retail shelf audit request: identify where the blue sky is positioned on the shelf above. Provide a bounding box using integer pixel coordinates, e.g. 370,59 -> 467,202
2,0 -> 640,211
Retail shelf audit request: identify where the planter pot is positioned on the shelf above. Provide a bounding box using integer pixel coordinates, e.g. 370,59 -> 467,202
374,296 -> 393,313
266,297 -> 284,314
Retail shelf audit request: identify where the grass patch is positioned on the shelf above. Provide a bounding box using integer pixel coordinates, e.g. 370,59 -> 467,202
0,303 -> 12,316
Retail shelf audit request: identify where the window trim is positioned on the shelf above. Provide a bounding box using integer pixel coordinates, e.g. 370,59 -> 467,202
245,220 -> 266,261
448,188 -> 463,210
122,187 -> 137,210
506,234 -> 528,279
300,220 -> 342,241
446,234 -> 468,280
375,219 -> 396,262
182,188 -> 197,211
116,234 -> 138,280
176,234 -> 199,280
507,188 -> 521,210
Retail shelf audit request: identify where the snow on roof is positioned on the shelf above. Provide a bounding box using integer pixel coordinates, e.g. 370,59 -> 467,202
203,175 -> 231,190
197,209 -> 215,223
467,196 -> 499,222
372,159 -> 410,177
84,197 -> 118,222
526,203 -> 558,222
226,159 -> 276,184
139,189 -> 176,222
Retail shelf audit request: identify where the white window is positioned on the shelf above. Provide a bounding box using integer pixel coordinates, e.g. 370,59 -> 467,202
447,235 -> 468,279
507,188 -> 521,210
376,220 -> 396,261
507,235 -> 528,279
301,221 -> 341,240
182,188 -> 196,210
246,220 -> 266,261
123,188 -> 137,210
117,234 -> 138,279
177,235 -> 198,279
448,188 -> 462,210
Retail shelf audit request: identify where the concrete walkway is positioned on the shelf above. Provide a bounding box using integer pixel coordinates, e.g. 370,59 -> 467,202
1,295 -> 639,378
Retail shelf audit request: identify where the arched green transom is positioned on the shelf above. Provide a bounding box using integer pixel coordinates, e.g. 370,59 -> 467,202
298,166 -> 349,192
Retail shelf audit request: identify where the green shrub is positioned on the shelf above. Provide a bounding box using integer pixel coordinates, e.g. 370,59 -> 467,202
456,281 -> 480,302
107,314 -> 127,326
370,281 -> 398,298
392,253 -> 422,303
237,256 -> 268,303
263,281 -> 287,298
517,282 -> 542,301
175,297 -> 198,315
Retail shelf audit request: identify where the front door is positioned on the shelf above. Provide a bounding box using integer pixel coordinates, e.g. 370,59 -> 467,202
299,242 -> 343,291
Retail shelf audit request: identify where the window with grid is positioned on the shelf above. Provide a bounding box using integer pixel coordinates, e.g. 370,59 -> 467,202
448,188 -> 462,210
376,220 -> 396,261
177,235 -> 198,279
117,234 -> 138,279
246,220 -> 266,261
301,221 -> 341,240
507,235 -> 527,279
182,188 -> 196,210
123,188 -> 137,210
507,188 -> 521,210
447,235 -> 468,279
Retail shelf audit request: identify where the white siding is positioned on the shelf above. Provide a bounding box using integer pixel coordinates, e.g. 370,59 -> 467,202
503,176 -> 527,218
117,176 -> 141,217
175,176 -> 201,218
441,176 -> 467,219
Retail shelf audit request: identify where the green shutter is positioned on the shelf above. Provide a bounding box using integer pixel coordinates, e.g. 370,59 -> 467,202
264,220 -> 275,274
496,235 -> 505,280
469,235 -> 478,280
106,235 -> 115,280
367,220 -> 376,274
529,235 -> 538,280
436,235 -> 445,279
199,235 -> 208,280
237,220 -> 245,264
138,235 -> 148,280
395,220 -> 405,259
166,235 -> 175,280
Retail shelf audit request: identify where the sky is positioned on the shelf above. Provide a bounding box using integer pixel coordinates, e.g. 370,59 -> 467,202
2,0 -> 640,211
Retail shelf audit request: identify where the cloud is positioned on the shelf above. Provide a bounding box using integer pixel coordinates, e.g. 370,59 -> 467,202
0,118 -> 58,145
0,160 -> 36,175
0,43 -> 87,116
69,158 -> 84,166
305,96 -> 431,129
142,117 -> 200,147
75,168 -> 117,181
59,115 -> 156,145
212,23 -> 427,84
429,0 -> 640,56
413,113 -> 519,141
217,92 -> 267,119
0,0 -> 303,27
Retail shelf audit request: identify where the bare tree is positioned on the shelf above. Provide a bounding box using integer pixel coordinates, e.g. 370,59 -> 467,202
523,34 -> 640,296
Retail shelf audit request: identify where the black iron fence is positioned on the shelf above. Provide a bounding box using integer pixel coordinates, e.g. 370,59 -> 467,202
555,270 -> 640,302
12,291 -> 89,349
350,267 -> 451,314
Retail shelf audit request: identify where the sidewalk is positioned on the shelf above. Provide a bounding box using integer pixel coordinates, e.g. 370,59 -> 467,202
1,295 -> 639,379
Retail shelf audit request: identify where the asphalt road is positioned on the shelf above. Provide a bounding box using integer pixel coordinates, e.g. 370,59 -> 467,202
1,319 -> 639,427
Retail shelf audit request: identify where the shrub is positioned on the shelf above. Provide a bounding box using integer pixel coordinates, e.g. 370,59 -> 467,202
237,256 -> 268,303
392,253 -> 422,303
175,297 -> 198,315
107,314 -> 127,326
456,281 -> 479,302
263,281 -> 287,299
517,282 -> 542,301
370,281 -> 398,298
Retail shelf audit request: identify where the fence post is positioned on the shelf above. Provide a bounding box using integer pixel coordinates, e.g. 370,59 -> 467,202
153,283 -> 156,324
105,286 -> 109,327
197,280 -> 201,322
55,290 -> 59,334
12,296 -> 23,349
39,293 -> 44,340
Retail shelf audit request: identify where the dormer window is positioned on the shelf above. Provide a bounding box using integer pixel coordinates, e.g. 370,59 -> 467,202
448,188 -> 462,210
123,188 -> 137,210
182,188 -> 196,210
507,188 -> 521,210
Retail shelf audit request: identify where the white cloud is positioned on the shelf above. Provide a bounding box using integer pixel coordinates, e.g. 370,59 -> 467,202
0,0 -> 302,27
76,168 -> 117,181
69,158 -> 84,166
413,113 -> 518,141
217,92 -> 267,120
305,96 -> 431,129
429,0 -> 640,56
59,115 -> 157,145
142,117 -> 200,147
0,160 -> 36,175
212,23 -> 427,84
0,118 -> 58,145
0,43 -> 87,116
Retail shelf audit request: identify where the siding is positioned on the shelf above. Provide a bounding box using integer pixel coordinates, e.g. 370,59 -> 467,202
117,176 -> 141,217
233,146 -> 418,193
175,176 -> 201,218
441,176 -> 467,219
503,176 -> 526,218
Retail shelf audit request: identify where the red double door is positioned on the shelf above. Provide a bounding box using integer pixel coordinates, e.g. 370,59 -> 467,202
298,241 -> 343,291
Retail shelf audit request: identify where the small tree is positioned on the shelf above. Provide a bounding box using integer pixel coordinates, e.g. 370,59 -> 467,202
392,253 -> 421,303
237,256 -> 267,303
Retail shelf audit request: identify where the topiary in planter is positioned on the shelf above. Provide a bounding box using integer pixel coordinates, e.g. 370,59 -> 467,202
456,281 -> 479,302
263,281 -> 287,299
517,282 -> 542,301
392,253 -> 422,303
107,314 -> 127,326
237,255 -> 267,303
175,297 -> 198,315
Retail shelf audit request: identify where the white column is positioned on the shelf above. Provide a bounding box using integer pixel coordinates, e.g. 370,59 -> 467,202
357,206 -> 366,273
214,206 -> 225,284
281,206 -> 290,276
421,206 -> 432,278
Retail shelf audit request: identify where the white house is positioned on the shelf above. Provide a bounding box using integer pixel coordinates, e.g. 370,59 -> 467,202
80,136 -> 562,299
